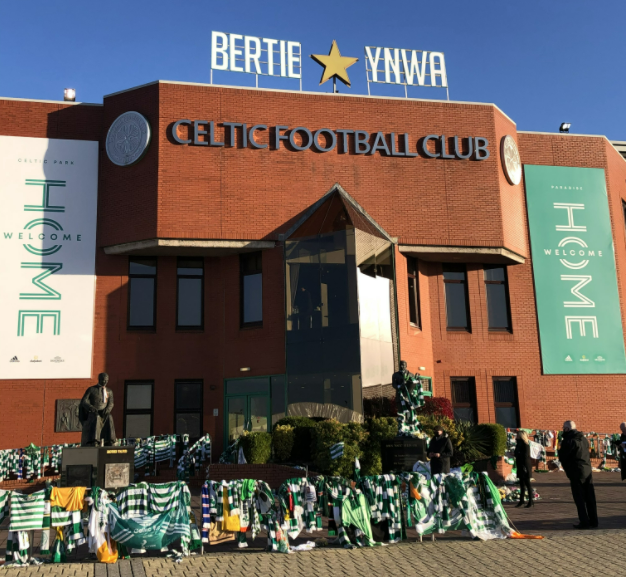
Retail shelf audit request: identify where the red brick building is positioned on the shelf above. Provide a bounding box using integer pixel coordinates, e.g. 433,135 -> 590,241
1,81 -> 625,454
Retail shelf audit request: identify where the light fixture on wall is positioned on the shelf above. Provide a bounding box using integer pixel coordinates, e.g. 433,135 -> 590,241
419,366 -> 426,371
64,88 -> 76,102
240,367 -> 251,372
559,123 -> 571,133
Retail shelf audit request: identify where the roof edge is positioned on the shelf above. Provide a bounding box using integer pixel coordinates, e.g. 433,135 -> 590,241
519,131 -> 626,165
103,79 -> 516,125
0,96 -> 102,106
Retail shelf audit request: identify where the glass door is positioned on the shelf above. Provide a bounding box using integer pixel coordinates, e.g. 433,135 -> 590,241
248,395 -> 269,433
226,396 -> 247,443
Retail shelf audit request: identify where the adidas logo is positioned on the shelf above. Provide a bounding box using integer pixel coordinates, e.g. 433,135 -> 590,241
9,356 -> 19,362
565,355 -> 573,362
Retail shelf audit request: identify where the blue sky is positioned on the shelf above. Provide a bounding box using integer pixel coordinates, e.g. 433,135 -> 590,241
1,0 -> 624,138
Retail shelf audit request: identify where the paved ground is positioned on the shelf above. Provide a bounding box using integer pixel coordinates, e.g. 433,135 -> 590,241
2,472 -> 626,576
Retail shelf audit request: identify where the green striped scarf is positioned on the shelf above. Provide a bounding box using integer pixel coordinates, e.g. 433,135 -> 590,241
5,531 -> 30,565
0,489 -> 9,523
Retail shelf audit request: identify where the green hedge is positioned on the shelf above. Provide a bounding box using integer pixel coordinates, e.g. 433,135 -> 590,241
272,425 -> 295,462
312,419 -> 368,477
273,417 -> 317,462
360,417 -> 397,476
239,432 -> 272,464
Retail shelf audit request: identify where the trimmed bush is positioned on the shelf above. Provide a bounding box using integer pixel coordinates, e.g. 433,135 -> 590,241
272,425 -> 295,462
361,417 -> 398,476
312,419 -> 368,477
474,423 -> 507,457
239,431 -> 272,464
417,397 -> 454,419
273,416 -> 317,462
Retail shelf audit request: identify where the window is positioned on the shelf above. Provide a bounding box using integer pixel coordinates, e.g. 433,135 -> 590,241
128,257 -> 157,329
451,377 -> 477,423
493,377 -> 519,428
443,264 -> 470,331
124,381 -> 153,438
240,252 -> 263,327
484,265 -> 512,331
407,257 -> 421,328
622,201 -> 626,237
177,258 -> 204,329
175,380 -> 203,439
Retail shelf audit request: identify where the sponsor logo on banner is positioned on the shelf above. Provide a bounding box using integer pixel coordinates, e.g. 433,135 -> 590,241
0,136 -> 99,379
524,165 -> 626,374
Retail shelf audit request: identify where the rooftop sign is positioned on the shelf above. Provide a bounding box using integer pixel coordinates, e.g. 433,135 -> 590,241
364,46 -> 448,98
211,31 -> 302,87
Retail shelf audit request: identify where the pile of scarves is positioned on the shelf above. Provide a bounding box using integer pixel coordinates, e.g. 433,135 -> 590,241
200,468 -> 514,554
1,481 -> 200,566
0,444 -> 77,482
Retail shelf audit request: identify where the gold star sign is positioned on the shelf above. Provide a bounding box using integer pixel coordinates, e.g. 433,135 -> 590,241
310,40 -> 359,87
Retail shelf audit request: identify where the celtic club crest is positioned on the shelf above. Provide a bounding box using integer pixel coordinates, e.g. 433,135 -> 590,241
106,111 -> 151,166
500,135 -> 522,186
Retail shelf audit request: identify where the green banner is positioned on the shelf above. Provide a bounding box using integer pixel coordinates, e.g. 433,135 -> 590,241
524,165 -> 626,374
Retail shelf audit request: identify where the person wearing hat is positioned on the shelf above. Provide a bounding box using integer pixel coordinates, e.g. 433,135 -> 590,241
428,425 -> 454,475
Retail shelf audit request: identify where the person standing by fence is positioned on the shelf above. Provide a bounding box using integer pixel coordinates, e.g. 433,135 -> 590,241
514,430 -> 533,508
619,422 -> 626,481
559,420 -> 598,529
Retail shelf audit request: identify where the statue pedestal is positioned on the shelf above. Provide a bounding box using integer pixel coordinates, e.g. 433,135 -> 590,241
381,438 -> 427,473
61,446 -> 134,489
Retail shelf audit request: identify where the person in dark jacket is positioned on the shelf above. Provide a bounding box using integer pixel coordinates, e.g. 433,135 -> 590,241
514,430 -> 533,508
619,422 -> 626,481
559,420 -> 598,529
428,425 -> 454,475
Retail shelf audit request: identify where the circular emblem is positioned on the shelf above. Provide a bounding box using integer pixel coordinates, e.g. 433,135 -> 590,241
500,135 -> 522,185
106,111 -> 151,166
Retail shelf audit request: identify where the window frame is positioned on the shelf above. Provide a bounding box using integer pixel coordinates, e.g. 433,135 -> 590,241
451,377 -> 477,424
442,263 -> 471,332
493,376 -> 520,428
174,379 -> 203,441
240,251 -> 263,329
407,256 -> 421,329
483,265 -> 512,332
127,257 -> 157,331
123,380 -> 154,439
176,257 -> 204,330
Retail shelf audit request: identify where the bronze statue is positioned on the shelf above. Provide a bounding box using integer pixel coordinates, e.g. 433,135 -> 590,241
79,373 -> 116,446
392,360 -> 424,436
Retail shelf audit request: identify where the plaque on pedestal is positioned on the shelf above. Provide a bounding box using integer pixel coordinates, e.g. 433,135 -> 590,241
381,438 -> 427,473
61,446 -> 134,489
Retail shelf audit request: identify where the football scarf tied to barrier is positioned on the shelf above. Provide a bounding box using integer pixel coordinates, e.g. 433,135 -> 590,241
200,467 -> 523,555
1,482 -> 202,567
176,434 -> 212,482
4,486 -> 88,566
505,428 -> 623,467
0,444 -> 78,482
0,434 -> 211,484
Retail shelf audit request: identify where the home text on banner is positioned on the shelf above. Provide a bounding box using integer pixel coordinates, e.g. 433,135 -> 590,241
0,136 -> 99,379
524,165 -> 626,374
210,31 -> 302,86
